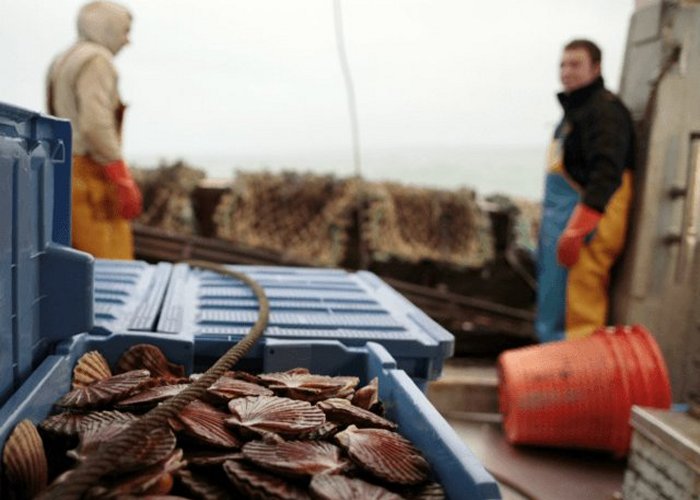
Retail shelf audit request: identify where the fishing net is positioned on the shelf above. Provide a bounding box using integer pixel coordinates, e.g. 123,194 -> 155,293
213,171 -> 359,266
363,182 -> 494,268
132,161 -> 206,235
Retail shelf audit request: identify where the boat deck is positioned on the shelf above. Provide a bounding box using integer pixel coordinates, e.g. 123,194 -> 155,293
428,359 -> 626,499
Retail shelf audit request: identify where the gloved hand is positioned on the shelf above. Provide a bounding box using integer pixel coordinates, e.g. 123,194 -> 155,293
557,203 -> 603,268
103,160 -> 143,220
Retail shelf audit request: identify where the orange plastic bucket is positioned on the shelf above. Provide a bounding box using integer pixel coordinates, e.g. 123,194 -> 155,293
498,325 -> 671,456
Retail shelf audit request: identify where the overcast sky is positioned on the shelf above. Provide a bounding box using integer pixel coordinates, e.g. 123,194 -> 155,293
1,0 -> 635,180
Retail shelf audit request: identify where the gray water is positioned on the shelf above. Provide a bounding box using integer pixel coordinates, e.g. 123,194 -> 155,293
131,144 -> 546,201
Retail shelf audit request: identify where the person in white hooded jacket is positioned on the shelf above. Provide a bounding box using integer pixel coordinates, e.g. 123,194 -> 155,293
47,0 -> 142,259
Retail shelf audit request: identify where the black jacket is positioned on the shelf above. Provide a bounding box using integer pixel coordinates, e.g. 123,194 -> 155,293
556,77 -> 635,212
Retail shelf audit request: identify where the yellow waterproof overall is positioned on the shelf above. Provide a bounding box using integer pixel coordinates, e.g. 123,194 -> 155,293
71,154 -> 134,259
536,137 -> 633,341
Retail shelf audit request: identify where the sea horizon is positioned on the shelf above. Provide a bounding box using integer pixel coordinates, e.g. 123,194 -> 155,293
130,144 -> 547,202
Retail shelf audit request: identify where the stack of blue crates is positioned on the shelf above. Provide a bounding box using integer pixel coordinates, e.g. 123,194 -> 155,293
0,102 -> 93,406
92,261 -> 455,390
0,102 -> 500,500
156,263 -> 455,390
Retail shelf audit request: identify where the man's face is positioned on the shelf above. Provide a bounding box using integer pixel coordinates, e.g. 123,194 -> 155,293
560,48 -> 600,93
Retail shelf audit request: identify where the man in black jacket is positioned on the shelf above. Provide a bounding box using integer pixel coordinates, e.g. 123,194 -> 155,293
536,39 -> 635,342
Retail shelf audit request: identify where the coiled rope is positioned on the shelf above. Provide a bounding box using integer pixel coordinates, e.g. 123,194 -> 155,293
40,259 -> 269,499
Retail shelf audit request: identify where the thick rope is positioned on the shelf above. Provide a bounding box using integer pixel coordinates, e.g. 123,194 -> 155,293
40,260 -> 269,499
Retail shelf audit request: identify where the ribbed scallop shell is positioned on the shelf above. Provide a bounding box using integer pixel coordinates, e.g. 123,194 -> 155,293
317,398 -> 397,430
258,373 -> 358,402
177,468 -> 231,500
335,425 -> 430,485
177,400 -> 241,448
309,474 -> 404,500
226,396 -> 325,436
258,372 -> 343,390
66,421 -> 131,462
117,425 -> 177,472
115,383 -> 189,409
207,376 -> 274,401
72,350 -> 112,389
332,376 -> 361,399
223,459 -> 311,500
115,343 -> 185,379
55,369 -> 151,409
2,420 -> 48,497
68,423 -> 176,473
40,410 -> 138,437
242,440 -> 349,477
86,448 -> 185,497
351,377 -> 382,413
225,370 -> 264,384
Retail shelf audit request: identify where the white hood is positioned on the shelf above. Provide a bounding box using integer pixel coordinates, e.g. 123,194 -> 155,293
77,1 -> 132,55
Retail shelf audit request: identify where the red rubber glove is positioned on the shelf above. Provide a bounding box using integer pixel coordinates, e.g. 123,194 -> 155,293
557,203 -> 603,268
103,160 -> 143,220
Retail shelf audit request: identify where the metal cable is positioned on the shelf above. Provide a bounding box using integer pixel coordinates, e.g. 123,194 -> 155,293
40,259 -> 269,499
333,0 -> 371,270
333,0 -> 362,179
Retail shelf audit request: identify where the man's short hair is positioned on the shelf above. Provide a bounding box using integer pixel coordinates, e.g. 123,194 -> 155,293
564,39 -> 602,65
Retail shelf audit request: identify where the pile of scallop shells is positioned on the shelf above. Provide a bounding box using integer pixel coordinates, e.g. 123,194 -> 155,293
2,344 -> 445,499
363,182 -> 494,269
213,171 -> 359,267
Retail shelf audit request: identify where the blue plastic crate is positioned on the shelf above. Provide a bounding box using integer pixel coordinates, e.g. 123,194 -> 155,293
0,102 -> 93,405
93,259 -> 173,333
157,264 -> 455,387
0,334 -> 500,499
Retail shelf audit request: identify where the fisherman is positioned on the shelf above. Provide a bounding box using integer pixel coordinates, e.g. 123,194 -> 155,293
47,1 -> 142,259
536,39 -> 635,342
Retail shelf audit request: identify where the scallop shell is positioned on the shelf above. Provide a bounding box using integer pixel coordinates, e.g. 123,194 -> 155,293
242,440 -> 349,477
334,425 -> 430,485
70,423 -> 176,473
87,448 -> 185,497
309,474 -> 404,500
225,370 -> 264,384
72,350 -> 112,389
258,372 -> 343,391
351,377 -> 382,413
55,369 -> 151,409
176,468 -> 231,500
132,375 -> 191,392
332,376 -> 361,399
2,420 -> 48,498
115,383 -> 189,409
207,375 -> 273,401
115,343 -> 185,379
284,367 -> 310,375
223,459 -> 311,500
40,410 -> 138,437
258,373 -> 358,402
225,396 -> 325,436
66,421 -> 130,462
317,398 -> 397,430
177,400 -> 241,448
